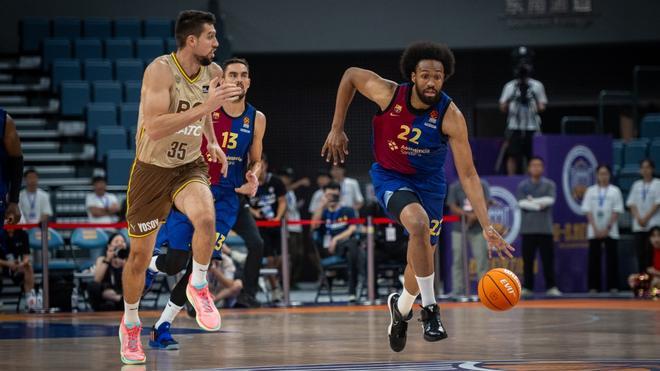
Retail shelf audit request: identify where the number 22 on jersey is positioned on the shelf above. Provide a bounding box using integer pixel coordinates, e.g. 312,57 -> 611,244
397,125 -> 422,144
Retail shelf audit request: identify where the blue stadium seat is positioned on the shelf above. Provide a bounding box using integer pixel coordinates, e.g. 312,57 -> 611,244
71,228 -> 109,269
105,38 -> 134,60
115,59 -> 143,82
21,18 -> 50,53
43,38 -> 71,70
623,139 -> 649,167
144,19 -> 172,38
120,103 -> 139,130
617,165 -> 639,197
136,38 -> 164,61
107,150 -> 135,185
640,113 -> 660,139
60,81 -> 90,117
97,127 -> 128,162
74,38 -> 103,60
84,59 -> 113,82
612,140 -> 624,169
53,17 -> 81,39
114,18 -> 141,39
86,102 -> 117,138
83,18 -> 112,39
166,38 -> 177,53
650,140 -> 660,169
52,59 -> 81,91
123,80 -> 141,102
93,81 -> 122,104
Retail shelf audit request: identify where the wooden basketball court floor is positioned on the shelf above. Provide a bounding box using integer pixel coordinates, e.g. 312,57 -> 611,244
0,299 -> 658,370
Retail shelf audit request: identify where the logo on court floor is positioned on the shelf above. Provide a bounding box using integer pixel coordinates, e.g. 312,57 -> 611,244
562,145 -> 597,215
488,186 -> 521,244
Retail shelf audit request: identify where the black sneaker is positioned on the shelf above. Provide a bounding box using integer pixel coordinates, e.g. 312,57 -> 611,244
234,293 -> 262,309
387,293 -> 413,352
419,304 -> 448,342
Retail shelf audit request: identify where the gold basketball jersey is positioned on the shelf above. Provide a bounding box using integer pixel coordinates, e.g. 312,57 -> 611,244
135,53 -> 213,168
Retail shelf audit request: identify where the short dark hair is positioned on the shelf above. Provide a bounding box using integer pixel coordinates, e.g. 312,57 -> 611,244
175,10 -> 216,48
528,156 -> 544,164
323,182 -> 341,192
650,225 -> 660,236
92,176 -> 107,184
641,158 -> 655,169
317,170 -> 331,178
23,168 -> 37,177
222,57 -> 249,73
400,41 -> 455,82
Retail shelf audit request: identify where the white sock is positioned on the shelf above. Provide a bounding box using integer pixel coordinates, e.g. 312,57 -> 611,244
123,300 -> 140,326
155,301 -> 183,328
191,259 -> 209,288
397,288 -> 417,317
415,273 -> 436,307
149,256 -> 159,272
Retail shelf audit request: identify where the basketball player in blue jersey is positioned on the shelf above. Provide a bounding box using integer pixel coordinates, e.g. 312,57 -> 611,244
0,109 -> 23,228
145,58 -> 266,349
322,42 -> 515,352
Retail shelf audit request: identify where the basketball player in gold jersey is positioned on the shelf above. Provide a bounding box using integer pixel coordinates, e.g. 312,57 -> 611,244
119,10 -> 242,364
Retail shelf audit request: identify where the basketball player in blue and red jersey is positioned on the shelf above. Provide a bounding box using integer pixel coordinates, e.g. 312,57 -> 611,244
322,42 -> 515,352
145,57 -> 266,349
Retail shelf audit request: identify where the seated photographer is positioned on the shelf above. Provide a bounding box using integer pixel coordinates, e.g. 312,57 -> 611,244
312,182 -> 365,302
88,233 -> 128,311
208,244 -> 243,308
0,228 -> 38,311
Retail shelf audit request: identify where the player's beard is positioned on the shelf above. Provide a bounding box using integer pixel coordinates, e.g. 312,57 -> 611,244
415,84 -> 441,106
196,53 -> 214,66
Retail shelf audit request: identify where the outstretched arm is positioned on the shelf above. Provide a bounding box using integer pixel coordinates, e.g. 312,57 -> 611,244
321,67 -> 397,165
443,103 -> 514,258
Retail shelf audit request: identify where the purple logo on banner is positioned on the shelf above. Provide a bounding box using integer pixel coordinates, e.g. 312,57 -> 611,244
488,186 -> 521,244
562,145 -> 598,215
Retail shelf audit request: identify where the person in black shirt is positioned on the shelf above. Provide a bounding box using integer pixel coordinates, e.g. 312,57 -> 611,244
248,155 -> 287,302
0,228 -> 37,311
87,233 -> 127,311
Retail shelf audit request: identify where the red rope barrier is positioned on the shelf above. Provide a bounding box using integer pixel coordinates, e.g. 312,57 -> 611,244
3,215 -> 461,230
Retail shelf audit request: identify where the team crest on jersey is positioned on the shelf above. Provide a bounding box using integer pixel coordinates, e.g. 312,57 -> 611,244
394,104 -> 402,114
212,112 -> 220,120
429,110 -> 438,124
243,116 -> 250,127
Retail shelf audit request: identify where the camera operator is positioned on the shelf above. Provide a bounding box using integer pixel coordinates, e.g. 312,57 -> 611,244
499,57 -> 548,175
88,233 -> 128,311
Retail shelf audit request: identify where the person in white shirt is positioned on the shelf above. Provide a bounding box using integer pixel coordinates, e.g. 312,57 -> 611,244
499,62 -> 547,175
626,159 -> 660,273
18,169 -> 52,224
330,164 -> 364,211
581,165 -> 624,292
308,171 -> 332,214
85,176 -> 120,224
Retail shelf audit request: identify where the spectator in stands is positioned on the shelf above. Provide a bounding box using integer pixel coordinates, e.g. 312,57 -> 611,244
628,226 -> 660,298
88,232 -> 127,311
499,62 -> 547,174
626,159 -> 660,273
278,167 -> 310,285
248,155 -> 287,302
18,169 -> 52,225
516,156 -> 561,297
581,165 -> 624,292
0,228 -> 38,311
312,182 -> 365,302
330,164 -> 364,211
208,245 -> 243,308
447,178 -> 491,298
85,176 -> 120,224
309,170 -> 332,214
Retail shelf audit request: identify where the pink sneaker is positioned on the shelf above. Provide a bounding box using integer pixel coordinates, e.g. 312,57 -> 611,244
119,318 -> 146,364
186,278 -> 221,331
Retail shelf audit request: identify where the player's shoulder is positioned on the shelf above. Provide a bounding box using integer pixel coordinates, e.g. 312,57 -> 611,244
208,62 -> 223,77
255,109 -> 266,121
144,56 -> 174,82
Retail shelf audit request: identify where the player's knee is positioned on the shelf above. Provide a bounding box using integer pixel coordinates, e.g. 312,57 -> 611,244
191,213 -> 215,233
406,219 -> 429,238
128,248 -> 151,268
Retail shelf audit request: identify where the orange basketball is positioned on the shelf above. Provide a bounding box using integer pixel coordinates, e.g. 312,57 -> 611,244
478,268 -> 522,311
